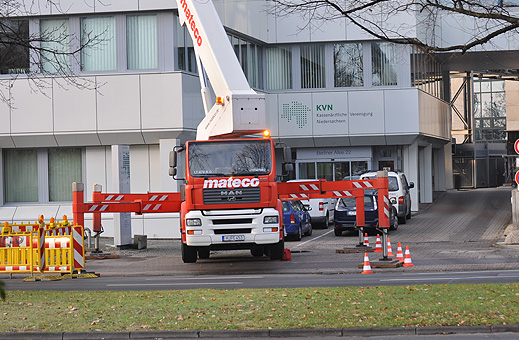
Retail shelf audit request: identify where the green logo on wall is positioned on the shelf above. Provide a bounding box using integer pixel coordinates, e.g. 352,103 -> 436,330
282,101 -> 310,128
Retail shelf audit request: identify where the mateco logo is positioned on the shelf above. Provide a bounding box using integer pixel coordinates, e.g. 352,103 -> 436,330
204,177 -> 260,189
282,101 -> 309,128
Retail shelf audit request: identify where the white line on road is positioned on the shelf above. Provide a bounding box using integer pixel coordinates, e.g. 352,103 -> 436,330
380,275 -> 519,282
106,282 -> 243,287
145,276 -> 262,281
295,229 -> 334,247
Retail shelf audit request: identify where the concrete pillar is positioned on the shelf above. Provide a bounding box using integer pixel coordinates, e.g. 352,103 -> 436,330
403,142 -> 419,212
433,146 -> 447,191
112,145 -> 132,248
419,144 -> 433,204
444,143 -> 454,190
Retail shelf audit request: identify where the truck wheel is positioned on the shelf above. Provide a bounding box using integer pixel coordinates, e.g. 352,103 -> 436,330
323,212 -> 329,229
198,248 -> 210,259
251,246 -> 264,257
268,240 -> 284,261
182,243 -> 198,263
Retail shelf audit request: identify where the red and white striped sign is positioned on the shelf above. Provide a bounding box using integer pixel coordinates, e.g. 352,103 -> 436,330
331,191 -> 354,198
351,181 -> 373,189
38,227 -> 45,274
73,226 -> 85,269
89,204 -> 110,212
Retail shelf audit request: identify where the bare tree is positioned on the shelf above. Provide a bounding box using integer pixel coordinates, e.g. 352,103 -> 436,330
271,0 -> 519,53
0,0 -> 106,106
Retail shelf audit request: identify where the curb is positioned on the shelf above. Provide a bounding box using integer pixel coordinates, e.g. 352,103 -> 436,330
0,325 -> 518,339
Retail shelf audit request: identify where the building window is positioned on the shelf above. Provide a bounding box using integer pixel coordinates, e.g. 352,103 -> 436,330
48,148 -> 82,202
411,46 -> 443,100
0,19 -> 30,74
3,148 -> 82,203
127,15 -> 158,70
301,45 -> 325,89
334,43 -> 363,87
40,18 -> 71,73
176,18 -> 197,73
80,16 -> 116,71
297,161 -> 368,181
372,42 -> 397,86
228,34 -> 264,89
473,78 -> 506,143
4,149 -> 38,203
266,46 -> 292,90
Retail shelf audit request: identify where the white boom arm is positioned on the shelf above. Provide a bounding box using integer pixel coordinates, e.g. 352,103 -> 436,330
176,0 -> 266,140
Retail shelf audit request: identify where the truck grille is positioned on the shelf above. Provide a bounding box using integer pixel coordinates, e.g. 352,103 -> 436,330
203,187 -> 260,204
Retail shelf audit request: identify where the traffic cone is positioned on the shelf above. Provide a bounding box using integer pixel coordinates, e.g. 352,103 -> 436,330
403,245 -> 414,267
396,242 -> 404,262
387,237 -> 394,257
374,234 -> 382,253
363,233 -> 370,247
281,248 -> 292,261
361,252 -> 373,274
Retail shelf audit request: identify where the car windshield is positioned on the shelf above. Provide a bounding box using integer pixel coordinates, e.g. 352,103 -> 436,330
338,196 -> 374,208
362,175 -> 399,191
188,140 -> 272,177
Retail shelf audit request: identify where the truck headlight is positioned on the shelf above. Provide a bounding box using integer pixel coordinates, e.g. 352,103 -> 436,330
186,218 -> 202,226
263,216 -> 278,224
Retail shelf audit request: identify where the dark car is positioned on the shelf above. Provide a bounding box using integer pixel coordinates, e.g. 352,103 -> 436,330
282,200 -> 312,241
333,191 -> 398,236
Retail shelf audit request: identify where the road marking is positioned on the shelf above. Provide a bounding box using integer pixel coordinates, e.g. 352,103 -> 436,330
294,230 -> 334,247
145,276 -> 262,281
380,275 -> 519,282
107,282 -> 243,287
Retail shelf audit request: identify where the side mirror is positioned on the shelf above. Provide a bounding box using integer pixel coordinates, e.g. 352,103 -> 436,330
169,151 -> 177,178
409,182 -> 415,189
283,146 -> 293,163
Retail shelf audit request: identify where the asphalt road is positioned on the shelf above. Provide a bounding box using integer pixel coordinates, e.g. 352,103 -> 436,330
2,187 -> 519,288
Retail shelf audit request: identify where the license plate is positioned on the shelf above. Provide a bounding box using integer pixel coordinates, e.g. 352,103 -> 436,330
347,211 -> 356,216
222,235 -> 245,242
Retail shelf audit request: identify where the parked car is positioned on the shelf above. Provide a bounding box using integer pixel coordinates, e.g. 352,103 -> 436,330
282,200 -> 312,241
287,179 -> 335,228
333,190 -> 398,236
360,171 -> 414,224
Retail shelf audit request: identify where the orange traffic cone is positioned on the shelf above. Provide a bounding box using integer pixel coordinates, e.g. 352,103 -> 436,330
361,252 -> 373,274
403,245 -> 414,267
396,242 -> 404,262
387,237 -> 394,257
374,234 -> 382,253
363,233 -> 370,247
281,248 -> 291,261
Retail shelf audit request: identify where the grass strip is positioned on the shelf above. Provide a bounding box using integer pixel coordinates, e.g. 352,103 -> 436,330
1,283 -> 518,332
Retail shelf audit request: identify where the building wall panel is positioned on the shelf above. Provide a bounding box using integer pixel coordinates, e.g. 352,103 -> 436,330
96,75 -> 141,131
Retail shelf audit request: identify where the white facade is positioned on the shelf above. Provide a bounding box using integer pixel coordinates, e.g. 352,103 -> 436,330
0,0 -> 466,238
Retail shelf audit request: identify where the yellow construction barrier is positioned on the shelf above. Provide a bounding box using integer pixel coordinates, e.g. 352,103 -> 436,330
0,216 -> 85,276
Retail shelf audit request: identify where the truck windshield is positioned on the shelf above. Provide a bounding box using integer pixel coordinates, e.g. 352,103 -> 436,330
188,140 -> 272,177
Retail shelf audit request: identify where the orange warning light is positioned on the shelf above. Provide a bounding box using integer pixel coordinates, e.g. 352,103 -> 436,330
263,130 -> 270,138
216,97 -> 224,105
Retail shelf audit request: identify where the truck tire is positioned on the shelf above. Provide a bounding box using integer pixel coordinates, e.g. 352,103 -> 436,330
251,246 -> 264,257
198,248 -> 210,259
268,240 -> 284,261
182,243 -> 198,263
